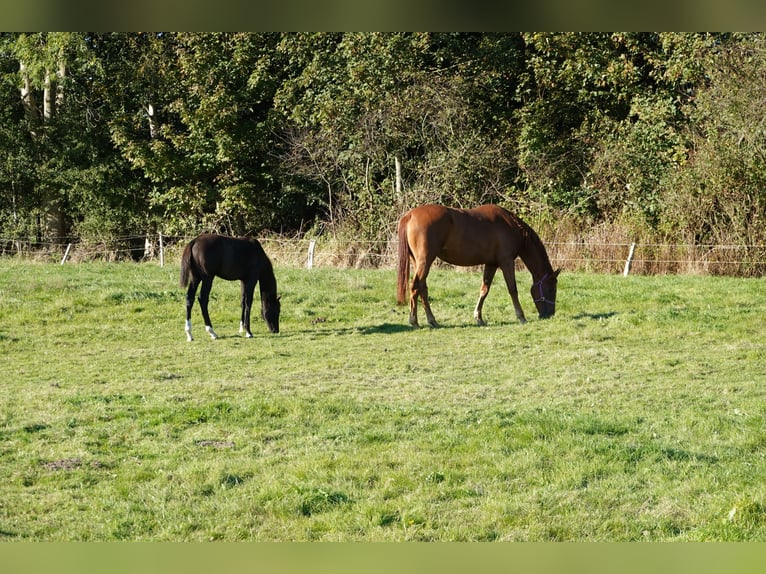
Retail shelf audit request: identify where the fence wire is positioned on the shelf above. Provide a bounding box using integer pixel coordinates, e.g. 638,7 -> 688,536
2,235 -> 766,276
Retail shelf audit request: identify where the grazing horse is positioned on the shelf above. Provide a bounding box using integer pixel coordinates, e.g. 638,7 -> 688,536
180,234 -> 280,341
397,204 -> 559,327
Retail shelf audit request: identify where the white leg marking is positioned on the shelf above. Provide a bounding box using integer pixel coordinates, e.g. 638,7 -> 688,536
205,325 -> 218,340
185,320 -> 193,341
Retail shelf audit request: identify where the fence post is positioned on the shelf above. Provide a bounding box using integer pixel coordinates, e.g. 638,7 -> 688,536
159,232 -> 165,267
60,243 -> 72,265
307,239 -> 316,269
623,242 -> 636,276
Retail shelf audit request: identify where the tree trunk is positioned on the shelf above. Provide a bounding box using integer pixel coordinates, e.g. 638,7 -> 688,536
19,61 -> 39,125
56,60 -> 66,110
146,103 -> 157,138
43,69 -> 53,120
394,155 -> 403,203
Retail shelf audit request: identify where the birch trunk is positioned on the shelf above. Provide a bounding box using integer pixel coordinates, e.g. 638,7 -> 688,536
56,60 -> 66,110
43,69 -> 53,120
19,61 -> 38,125
394,155 -> 403,202
146,103 -> 157,138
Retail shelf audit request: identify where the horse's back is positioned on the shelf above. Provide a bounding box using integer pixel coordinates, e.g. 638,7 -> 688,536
404,203 -> 514,231
402,204 -> 453,233
190,234 -> 264,281
402,203 -> 524,267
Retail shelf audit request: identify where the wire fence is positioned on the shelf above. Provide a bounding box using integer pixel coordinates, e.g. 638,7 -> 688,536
2,234 -> 766,277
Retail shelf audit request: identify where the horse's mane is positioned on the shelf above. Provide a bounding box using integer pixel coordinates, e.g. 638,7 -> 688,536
502,208 -> 553,273
258,248 -> 278,296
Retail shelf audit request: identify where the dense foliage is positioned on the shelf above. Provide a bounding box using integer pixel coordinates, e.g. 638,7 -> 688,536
2,32 -> 766,251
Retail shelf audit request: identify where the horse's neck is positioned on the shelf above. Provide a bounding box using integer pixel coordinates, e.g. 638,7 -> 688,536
258,260 -> 278,295
519,241 -> 553,281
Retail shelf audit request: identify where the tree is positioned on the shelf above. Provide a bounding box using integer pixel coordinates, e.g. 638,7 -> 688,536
274,33 -> 526,241
2,31 -> 765,268
109,33 -> 299,236
0,34 -> 38,246
664,34 -> 766,248
3,33 -> 123,243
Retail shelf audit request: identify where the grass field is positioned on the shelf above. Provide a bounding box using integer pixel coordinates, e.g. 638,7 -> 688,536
1,259 -> 766,541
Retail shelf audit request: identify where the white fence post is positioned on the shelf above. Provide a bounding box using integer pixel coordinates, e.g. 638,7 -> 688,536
307,239 -> 316,269
60,243 -> 72,265
623,242 -> 636,276
159,232 -> 165,267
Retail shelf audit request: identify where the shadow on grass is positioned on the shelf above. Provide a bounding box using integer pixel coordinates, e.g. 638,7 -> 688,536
358,320 -> 536,333
572,311 -> 618,320
358,323 -> 415,335
357,321 -> 528,333
290,322 -> 468,336
218,319 -> 527,338
660,447 -> 719,464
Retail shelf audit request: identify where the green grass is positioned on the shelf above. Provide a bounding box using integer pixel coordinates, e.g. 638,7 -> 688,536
1,260 -> 766,540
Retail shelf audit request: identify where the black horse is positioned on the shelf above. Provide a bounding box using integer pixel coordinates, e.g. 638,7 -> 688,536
180,234 -> 280,341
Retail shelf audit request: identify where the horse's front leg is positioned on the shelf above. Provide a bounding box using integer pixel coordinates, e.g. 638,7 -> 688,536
500,263 -> 527,325
239,281 -> 246,335
198,278 -> 219,339
240,280 -> 255,338
473,265 -> 497,326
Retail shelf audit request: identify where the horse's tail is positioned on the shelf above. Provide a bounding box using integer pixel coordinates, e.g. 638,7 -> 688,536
396,213 -> 411,305
180,239 -> 195,288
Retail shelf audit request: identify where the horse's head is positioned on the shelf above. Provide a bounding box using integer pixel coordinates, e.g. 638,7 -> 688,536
531,269 -> 560,319
262,294 -> 281,333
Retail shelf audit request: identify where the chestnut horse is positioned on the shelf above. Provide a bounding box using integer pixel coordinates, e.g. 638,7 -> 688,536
397,204 -> 559,327
180,234 -> 280,341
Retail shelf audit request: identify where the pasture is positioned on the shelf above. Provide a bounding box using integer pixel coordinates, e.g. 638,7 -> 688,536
1,259 -> 765,541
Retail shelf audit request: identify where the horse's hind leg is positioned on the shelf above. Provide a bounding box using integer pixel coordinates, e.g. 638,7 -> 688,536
420,282 -> 438,328
410,258 -> 438,328
408,263 -> 422,327
408,282 -> 421,327
198,278 -> 219,339
473,265 -> 497,326
185,279 -> 200,341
